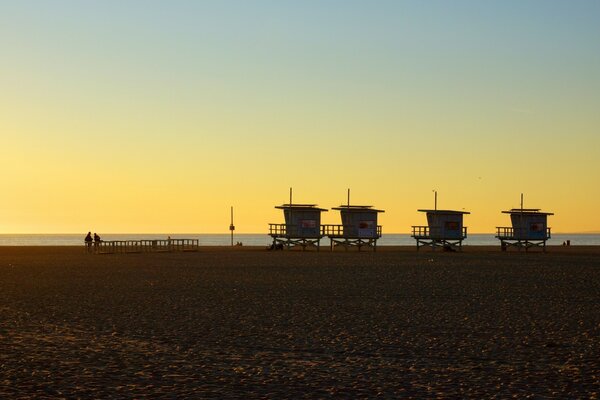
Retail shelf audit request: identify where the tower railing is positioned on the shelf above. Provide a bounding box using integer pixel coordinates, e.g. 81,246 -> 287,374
321,224 -> 382,238
495,227 -> 551,240
411,226 -> 468,239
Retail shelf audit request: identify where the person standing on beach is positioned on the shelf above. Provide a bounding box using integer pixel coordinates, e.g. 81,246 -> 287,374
93,233 -> 101,252
85,232 -> 93,253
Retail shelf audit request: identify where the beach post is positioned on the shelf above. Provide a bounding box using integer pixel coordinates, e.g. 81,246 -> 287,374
230,206 -> 235,247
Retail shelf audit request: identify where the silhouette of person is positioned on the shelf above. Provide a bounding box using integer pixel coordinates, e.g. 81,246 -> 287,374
93,233 -> 101,252
85,232 -> 93,253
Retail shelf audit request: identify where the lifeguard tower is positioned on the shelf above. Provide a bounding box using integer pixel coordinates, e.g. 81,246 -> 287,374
322,190 -> 384,251
268,189 -> 327,250
496,195 -> 553,252
411,192 -> 469,251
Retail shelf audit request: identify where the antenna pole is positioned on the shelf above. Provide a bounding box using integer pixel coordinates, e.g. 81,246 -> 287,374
289,187 -> 293,235
520,193 -> 524,210
347,188 -> 350,207
434,190 -> 438,211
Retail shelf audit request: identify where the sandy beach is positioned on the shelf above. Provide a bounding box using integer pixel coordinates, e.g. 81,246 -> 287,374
1,246 -> 599,398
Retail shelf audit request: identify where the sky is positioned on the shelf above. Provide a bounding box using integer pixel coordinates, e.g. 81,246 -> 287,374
1,0 -> 599,234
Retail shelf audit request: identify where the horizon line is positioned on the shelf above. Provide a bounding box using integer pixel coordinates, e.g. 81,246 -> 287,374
2,232 -> 599,235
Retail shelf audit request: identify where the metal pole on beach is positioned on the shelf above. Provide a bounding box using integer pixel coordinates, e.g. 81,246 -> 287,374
229,206 -> 235,246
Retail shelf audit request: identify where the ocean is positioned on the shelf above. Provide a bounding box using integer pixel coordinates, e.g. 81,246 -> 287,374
0,233 -> 598,246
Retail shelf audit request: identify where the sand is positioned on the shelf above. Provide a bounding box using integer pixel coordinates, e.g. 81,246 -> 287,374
1,246 -> 599,398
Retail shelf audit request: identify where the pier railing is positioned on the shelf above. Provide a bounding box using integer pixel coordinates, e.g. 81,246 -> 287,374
95,239 -> 199,254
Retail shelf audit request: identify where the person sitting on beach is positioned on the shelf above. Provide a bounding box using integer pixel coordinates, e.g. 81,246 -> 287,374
443,244 -> 456,252
268,243 -> 284,250
85,232 -> 93,253
93,233 -> 101,252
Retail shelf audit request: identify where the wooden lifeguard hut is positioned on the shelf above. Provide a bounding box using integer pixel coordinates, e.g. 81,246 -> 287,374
411,192 -> 469,251
495,194 -> 553,252
322,190 -> 384,251
268,189 -> 327,250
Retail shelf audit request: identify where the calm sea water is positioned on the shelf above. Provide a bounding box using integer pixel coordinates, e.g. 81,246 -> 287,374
0,233 -> 598,246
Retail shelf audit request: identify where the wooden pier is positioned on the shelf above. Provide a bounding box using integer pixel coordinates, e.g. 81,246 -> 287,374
93,239 -> 199,254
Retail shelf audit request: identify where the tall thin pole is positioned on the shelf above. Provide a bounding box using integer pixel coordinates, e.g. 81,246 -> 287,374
520,193 -> 524,210
347,188 -> 350,207
289,187 -> 293,235
519,193 -> 524,238
229,206 -> 234,246
434,190 -> 438,211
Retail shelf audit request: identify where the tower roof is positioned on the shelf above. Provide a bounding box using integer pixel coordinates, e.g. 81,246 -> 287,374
332,205 -> 384,213
417,209 -> 470,215
502,208 -> 553,216
275,204 -> 328,212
